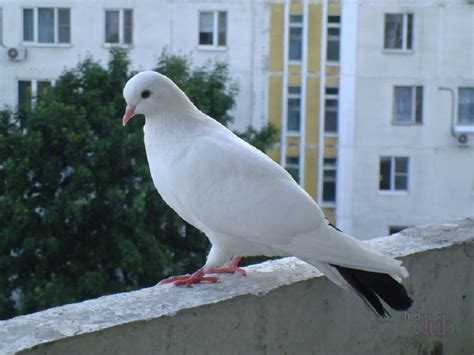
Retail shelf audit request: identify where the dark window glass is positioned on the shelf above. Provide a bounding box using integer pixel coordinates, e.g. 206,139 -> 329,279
327,40 -> 340,61
105,11 -> 119,43
287,98 -> 301,131
325,87 -> 338,95
199,12 -> 213,45
379,157 -> 392,190
38,8 -> 55,43
124,10 -> 133,44
389,226 -> 409,235
394,86 -> 413,122
325,99 -> 338,133
289,27 -> 302,61
384,14 -> 403,49
415,86 -> 423,123
37,81 -> 52,101
218,12 -> 227,46
18,81 -> 32,111
286,157 -> 300,183
23,9 -> 34,41
323,158 -> 337,202
406,14 -> 414,50
458,88 -> 474,124
58,9 -> 70,43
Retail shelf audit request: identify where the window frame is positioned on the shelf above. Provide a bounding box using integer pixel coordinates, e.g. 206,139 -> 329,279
324,87 -> 339,135
287,86 -> 302,135
197,10 -> 227,51
457,87 -> 474,125
392,85 -> 423,125
388,226 -> 411,235
326,15 -> 341,64
17,79 -> 55,111
379,156 -> 410,193
104,9 -> 133,46
288,13 -> 303,63
22,7 -> 71,46
285,156 -> 300,184
383,13 -> 414,53
322,158 -> 337,205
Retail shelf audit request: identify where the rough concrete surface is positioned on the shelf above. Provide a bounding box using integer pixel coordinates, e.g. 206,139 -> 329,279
0,218 -> 473,355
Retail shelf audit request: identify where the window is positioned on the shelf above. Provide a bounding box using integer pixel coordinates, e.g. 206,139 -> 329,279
18,80 -> 52,110
458,88 -> 474,124
18,81 -> 32,111
393,86 -> 423,124
286,156 -> 300,183
323,158 -> 337,203
379,157 -> 409,191
23,8 -> 70,44
327,15 -> 341,62
289,14 -> 303,61
325,87 -> 339,133
287,86 -> 301,132
384,13 -> 413,51
105,9 -> 133,44
389,226 -> 410,235
199,11 -> 227,48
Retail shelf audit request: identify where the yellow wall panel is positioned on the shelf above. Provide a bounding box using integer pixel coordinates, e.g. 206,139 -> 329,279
326,76 -> 339,87
326,66 -> 339,76
269,4 -> 284,72
268,75 -> 282,130
287,136 -> 300,146
290,3 -> 303,13
268,147 -> 280,163
307,4 -> 322,72
288,75 -> 301,86
304,147 -> 317,198
305,77 -> 320,144
288,64 -> 302,74
328,3 -> 341,15
324,136 -> 338,156
322,207 -> 336,224
287,145 -> 300,157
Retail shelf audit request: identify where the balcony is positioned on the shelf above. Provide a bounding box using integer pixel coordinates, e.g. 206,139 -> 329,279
0,218 -> 473,354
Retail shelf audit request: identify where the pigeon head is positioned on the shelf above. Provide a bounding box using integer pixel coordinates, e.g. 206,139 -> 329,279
122,71 -> 187,126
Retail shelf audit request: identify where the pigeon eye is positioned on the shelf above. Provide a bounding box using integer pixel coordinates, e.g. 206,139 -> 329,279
141,90 -> 151,99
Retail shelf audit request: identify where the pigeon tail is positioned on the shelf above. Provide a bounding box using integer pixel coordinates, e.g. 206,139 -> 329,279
330,264 -> 413,317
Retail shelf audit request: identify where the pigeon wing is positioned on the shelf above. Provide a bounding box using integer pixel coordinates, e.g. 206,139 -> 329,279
168,126 -> 326,246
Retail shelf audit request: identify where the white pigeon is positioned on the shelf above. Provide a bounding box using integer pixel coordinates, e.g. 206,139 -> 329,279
122,71 -> 413,317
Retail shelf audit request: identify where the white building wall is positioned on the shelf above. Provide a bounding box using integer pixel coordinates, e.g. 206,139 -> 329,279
0,0 -> 270,132
339,1 -> 474,239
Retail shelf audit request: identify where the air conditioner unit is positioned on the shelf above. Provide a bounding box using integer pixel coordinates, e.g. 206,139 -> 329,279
4,47 -> 27,62
453,125 -> 473,146
456,134 -> 469,145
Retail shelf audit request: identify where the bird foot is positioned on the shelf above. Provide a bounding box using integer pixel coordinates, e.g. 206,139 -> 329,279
158,268 -> 219,285
208,257 -> 246,276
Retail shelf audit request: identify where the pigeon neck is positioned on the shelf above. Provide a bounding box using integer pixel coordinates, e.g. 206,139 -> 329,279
144,103 -> 204,139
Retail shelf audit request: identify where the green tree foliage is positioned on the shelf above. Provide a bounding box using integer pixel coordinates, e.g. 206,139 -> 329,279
0,48 -> 278,319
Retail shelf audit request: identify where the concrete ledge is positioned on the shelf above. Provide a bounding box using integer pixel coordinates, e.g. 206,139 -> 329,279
1,218 -> 473,354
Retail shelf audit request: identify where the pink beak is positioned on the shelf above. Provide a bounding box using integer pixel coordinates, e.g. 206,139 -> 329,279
122,104 -> 136,126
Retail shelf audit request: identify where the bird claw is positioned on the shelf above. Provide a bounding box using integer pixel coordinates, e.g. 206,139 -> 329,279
207,257 -> 246,276
158,269 -> 219,285
208,266 -> 247,276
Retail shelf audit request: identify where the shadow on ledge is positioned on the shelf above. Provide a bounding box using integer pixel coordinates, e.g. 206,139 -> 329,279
1,218 -> 473,355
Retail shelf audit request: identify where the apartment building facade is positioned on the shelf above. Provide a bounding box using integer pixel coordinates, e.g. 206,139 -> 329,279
338,0 -> 474,239
0,0 -> 270,133
266,1 -> 341,221
0,0 -> 341,220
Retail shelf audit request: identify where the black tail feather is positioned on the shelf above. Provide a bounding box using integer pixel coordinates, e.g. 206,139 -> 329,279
331,264 -> 413,318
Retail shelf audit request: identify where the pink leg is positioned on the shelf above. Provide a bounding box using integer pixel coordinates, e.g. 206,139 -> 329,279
159,268 -> 219,285
208,257 -> 246,276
